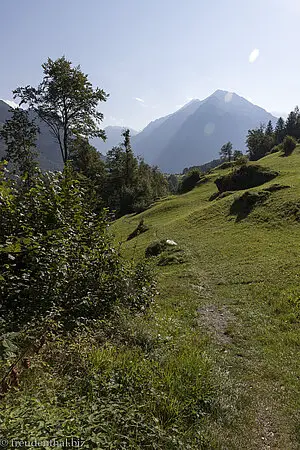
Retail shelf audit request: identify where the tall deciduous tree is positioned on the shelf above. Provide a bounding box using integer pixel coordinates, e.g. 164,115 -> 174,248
13,56 -> 108,164
167,174 -> 179,193
0,108 -> 39,179
219,142 -> 233,161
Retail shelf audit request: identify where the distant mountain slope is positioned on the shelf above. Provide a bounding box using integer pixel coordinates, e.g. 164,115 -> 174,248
0,101 -> 63,170
0,101 -> 11,158
131,100 -> 201,162
131,91 -> 277,173
0,100 -> 12,123
92,126 -> 138,154
1,92 -> 278,174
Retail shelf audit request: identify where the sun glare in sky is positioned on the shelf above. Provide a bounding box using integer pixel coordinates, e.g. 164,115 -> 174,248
249,48 -> 260,63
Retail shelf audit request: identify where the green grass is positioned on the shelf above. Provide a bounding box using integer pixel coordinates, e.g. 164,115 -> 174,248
2,149 -> 300,448
111,148 -> 300,448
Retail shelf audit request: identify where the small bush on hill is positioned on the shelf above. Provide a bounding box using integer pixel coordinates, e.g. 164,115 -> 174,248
234,155 -> 248,166
215,164 -> 278,193
145,240 -> 169,257
283,135 -> 297,156
145,239 -> 185,266
179,169 -> 201,193
145,239 -> 178,257
217,161 -> 235,170
0,165 -> 156,331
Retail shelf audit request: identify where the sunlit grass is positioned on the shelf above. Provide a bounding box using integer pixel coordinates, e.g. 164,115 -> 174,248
2,149 -> 300,448
111,147 -> 300,448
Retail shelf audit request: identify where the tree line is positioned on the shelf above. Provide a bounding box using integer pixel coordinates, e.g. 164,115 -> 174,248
218,109 -> 299,165
0,57 -> 168,218
246,111 -> 299,160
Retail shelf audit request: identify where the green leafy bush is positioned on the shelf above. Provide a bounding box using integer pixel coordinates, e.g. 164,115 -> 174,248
217,161 -> 235,170
0,337 -> 213,448
145,239 -> 169,257
234,155 -> 248,166
283,135 -> 297,156
215,164 -> 278,193
0,165 -> 156,331
179,169 -> 201,193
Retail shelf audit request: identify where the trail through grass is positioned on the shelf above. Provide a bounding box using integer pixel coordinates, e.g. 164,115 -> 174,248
2,149 -> 300,448
112,148 -> 300,448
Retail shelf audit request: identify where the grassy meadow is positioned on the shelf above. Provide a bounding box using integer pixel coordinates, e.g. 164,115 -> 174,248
1,148 -> 300,449
111,148 -> 300,448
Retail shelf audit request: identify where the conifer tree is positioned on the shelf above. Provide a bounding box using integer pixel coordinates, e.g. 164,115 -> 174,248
265,120 -> 273,136
274,117 -> 285,144
0,108 -> 39,181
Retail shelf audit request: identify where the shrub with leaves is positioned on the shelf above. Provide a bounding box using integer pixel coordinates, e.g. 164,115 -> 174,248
234,155 -> 248,167
0,165 -> 156,331
283,135 -> 297,156
215,164 -> 278,193
179,169 -> 201,193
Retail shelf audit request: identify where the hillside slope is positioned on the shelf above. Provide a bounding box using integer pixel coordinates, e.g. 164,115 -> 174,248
131,99 -> 201,163
112,148 -> 300,448
156,91 -> 277,172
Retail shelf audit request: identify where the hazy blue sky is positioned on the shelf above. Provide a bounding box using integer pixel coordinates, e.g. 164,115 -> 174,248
1,0 -> 299,130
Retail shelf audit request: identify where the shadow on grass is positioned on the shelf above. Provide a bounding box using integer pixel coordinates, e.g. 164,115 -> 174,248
229,191 -> 269,222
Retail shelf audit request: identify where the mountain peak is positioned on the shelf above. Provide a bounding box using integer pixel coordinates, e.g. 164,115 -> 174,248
185,98 -> 200,105
204,90 -> 267,111
211,89 -> 229,96
131,89 -> 277,173
177,98 -> 201,112
208,89 -> 238,103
